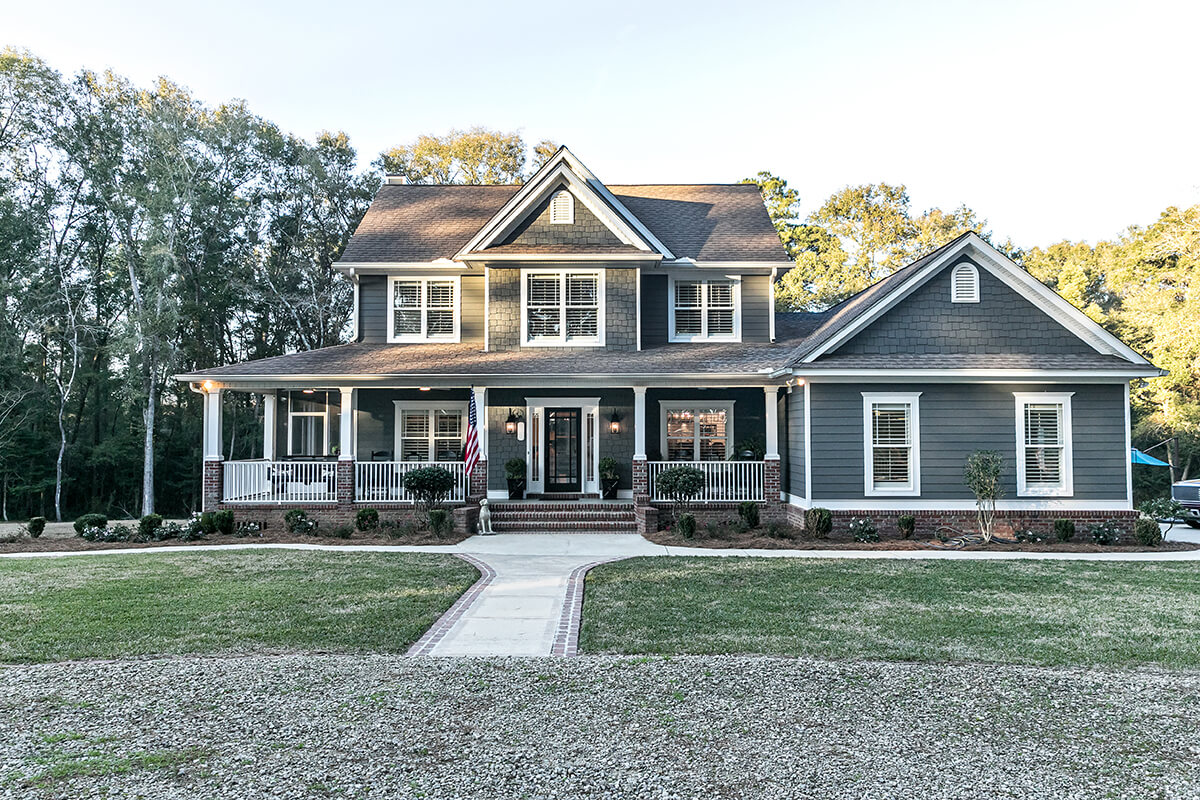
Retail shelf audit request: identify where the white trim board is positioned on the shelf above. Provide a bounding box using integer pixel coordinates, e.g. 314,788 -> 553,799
785,498 -> 1133,512
798,233 -> 1152,366
861,392 -> 921,498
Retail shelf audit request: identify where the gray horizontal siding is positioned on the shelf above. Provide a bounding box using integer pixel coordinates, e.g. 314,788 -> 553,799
786,388 -> 805,498
357,275 -> 387,344
354,388 -> 469,459
809,382 -> 1127,501
741,274 -> 772,342
461,274 -> 484,345
641,273 -> 668,346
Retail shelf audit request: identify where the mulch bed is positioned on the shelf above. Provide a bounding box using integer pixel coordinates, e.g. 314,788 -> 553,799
643,527 -> 1199,553
0,529 -> 471,553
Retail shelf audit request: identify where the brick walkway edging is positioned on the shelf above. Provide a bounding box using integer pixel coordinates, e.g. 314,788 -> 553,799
407,554 -> 496,656
551,558 -> 619,657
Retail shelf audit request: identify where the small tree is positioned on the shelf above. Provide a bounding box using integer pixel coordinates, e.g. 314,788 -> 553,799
403,466 -> 457,515
655,465 -> 706,520
964,450 -> 1005,542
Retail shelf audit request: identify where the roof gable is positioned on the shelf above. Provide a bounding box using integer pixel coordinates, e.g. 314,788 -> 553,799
791,233 -> 1152,367
457,147 -> 673,259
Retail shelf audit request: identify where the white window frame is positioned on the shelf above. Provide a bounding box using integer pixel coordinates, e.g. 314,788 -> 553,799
861,392 -> 921,497
387,275 -> 461,344
659,401 -> 735,461
549,190 -> 574,224
668,276 -> 741,342
286,391 -> 333,457
1014,392 -> 1074,497
519,268 -> 605,347
392,401 -> 469,462
951,262 -> 980,303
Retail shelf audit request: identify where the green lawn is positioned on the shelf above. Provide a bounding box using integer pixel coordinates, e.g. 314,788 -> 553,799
0,551 -> 478,663
580,557 -> 1200,669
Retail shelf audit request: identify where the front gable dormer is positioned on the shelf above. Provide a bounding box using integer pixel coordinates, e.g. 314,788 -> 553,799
457,147 -> 672,263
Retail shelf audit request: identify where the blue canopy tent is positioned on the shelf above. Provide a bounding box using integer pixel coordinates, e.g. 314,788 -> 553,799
1132,448 -> 1170,467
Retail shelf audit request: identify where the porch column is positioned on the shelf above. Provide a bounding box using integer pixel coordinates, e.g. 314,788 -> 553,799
763,385 -> 784,520
764,386 -> 779,459
337,388 -> 355,506
262,393 -> 276,461
470,386 -> 488,499
201,387 -> 223,512
632,386 -> 648,501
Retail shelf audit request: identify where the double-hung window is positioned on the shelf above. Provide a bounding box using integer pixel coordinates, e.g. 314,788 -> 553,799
286,391 -> 338,456
661,402 -> 734,461
388,276 -> 459,343
1015,393 -> 1073,496
670,278 -> 739,341
862,393 -> 921,496
522,269 -> 604,345
393,403 -> 467,462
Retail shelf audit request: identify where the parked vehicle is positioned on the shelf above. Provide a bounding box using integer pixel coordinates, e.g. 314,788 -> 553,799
1172,479 -> 1200,528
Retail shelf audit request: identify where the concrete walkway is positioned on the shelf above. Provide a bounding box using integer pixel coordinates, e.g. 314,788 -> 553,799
5,530 -> 1199,657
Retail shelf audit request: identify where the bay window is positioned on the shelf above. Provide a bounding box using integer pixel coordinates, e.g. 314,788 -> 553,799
862,393 -> 921,496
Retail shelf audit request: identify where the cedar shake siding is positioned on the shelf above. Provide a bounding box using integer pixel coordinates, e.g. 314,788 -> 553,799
806,382 -> 1127,501
830,258 -> 1097,357
493,187 -> 627,250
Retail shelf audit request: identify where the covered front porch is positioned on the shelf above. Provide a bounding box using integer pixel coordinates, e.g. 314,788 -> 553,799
195,381 -> 786,516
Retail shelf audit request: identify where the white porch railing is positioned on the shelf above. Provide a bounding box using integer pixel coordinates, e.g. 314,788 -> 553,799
223,460 -> 338,504
648,460 -> 765,503
355,461 -> 468,504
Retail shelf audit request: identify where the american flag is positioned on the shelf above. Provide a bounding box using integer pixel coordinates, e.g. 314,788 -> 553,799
464,390 -> 481,476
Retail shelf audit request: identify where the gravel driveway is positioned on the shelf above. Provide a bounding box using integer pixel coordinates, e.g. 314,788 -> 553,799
2,655 -> 1197,799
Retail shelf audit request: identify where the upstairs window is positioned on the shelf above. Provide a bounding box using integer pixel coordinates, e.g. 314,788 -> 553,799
670,277 -> 740,342
521,269 -> 604,346
1015,393 -> 1073,496
951,263 -> 980,303
862,393 -> 921,496
549,190 -> 574,224
388,276 -> 459,343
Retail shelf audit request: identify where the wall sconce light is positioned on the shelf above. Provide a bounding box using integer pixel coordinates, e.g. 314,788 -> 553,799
505,409 -> 521,435
609,411 -> 621,434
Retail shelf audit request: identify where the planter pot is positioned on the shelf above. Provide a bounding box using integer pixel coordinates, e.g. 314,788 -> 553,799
506,478 -> 526,500
600,477 -> 620,500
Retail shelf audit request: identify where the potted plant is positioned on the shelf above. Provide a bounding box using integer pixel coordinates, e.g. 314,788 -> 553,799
599,457 -> 621,500
505,457 -> 527,499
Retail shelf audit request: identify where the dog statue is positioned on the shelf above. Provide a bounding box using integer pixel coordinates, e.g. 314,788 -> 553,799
477,498 -> 494,535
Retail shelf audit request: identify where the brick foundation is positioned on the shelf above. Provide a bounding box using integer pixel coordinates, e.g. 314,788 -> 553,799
469,459 -> 488,502
784,506 -> 1139,538
762,458 -> 785,523
212,503 -> 470,534
632,458 -> 648,497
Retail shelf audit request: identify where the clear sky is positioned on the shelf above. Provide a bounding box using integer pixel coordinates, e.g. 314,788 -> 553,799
6,0 -> 1197,246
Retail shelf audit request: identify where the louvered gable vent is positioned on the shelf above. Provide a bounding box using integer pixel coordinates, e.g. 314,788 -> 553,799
951,262 -> 980,303
549,190 -> 574,224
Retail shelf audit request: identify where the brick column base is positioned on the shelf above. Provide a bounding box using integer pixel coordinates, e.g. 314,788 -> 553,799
202,459 -> 223,512
336,459 -> 355,508
762,457 -> 785,522
632,458 -> 648,506
636,505 -> 658,535
453,505 -> 479,536
468,459 -> 488,504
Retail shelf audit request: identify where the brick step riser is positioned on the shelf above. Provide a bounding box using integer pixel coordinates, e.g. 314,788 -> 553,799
491,521 -> 637,532
490,513 -> 636,523
487,506 -> 638,513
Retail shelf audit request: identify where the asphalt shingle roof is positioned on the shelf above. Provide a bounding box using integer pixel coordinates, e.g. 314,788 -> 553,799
337,184 -> 789,263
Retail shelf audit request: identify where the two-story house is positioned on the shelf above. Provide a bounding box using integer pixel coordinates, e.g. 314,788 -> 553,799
177,147 -> 1159,535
